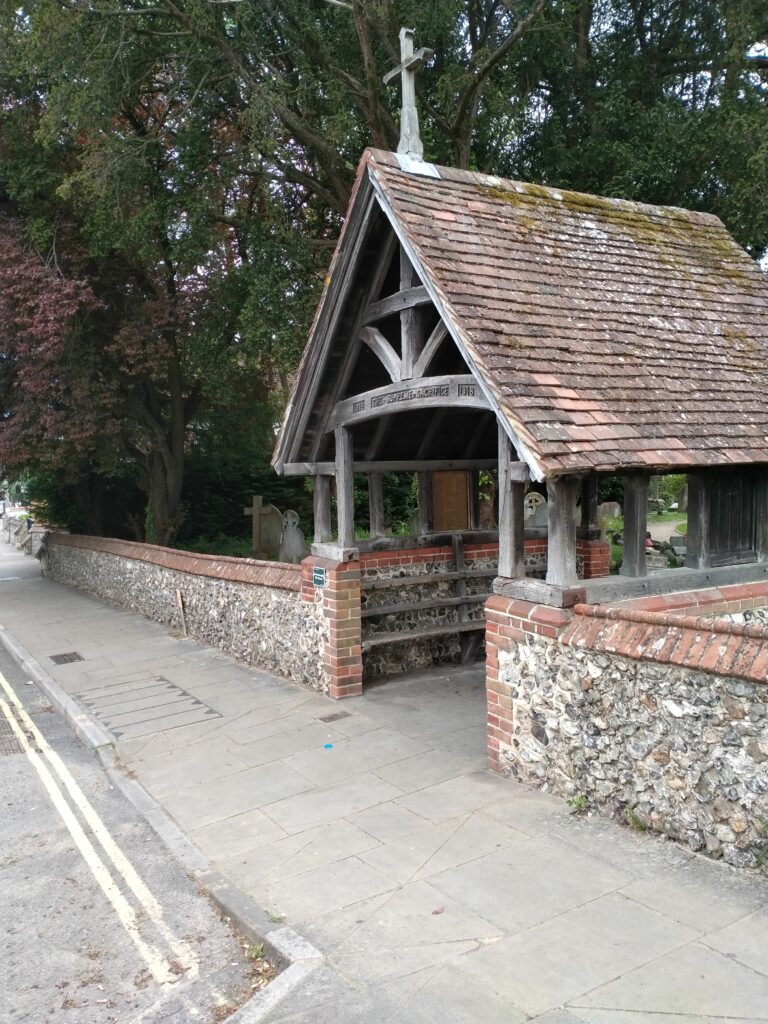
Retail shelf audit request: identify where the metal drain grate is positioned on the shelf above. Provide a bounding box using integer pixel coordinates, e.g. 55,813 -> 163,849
318,710 -> 352,723
0,719 -> 24,756
50,652 -> 84,665
76,676 -> 221,739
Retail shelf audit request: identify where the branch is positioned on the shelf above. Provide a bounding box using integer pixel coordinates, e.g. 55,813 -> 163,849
451,0 -> 547,136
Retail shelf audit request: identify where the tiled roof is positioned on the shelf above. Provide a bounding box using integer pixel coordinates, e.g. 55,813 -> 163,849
368,150 -> 768,476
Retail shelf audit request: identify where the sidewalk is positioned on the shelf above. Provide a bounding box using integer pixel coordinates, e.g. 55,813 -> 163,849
2,540 -> 768,1023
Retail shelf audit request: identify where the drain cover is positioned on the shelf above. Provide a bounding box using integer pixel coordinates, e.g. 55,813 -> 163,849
318,710 -> 352,723
50,652 -> 84,665
75,677 -> 221,739
0,719 -> 24,756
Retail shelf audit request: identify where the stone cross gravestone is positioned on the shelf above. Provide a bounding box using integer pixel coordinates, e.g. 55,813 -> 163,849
279,510 -> 309,564
243,496 -> 282,560
524,491 -> 548,528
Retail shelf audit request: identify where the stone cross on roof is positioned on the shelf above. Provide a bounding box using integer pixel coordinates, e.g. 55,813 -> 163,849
383,27 -> 433,160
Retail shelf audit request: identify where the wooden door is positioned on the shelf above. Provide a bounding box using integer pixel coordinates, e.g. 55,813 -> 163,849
432,471 -> 470,531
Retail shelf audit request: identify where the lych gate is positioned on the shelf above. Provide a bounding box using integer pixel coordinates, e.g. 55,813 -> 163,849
274,31 -> 768,700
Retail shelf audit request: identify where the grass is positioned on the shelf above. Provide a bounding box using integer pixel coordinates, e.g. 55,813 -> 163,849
652,511 -> 688,523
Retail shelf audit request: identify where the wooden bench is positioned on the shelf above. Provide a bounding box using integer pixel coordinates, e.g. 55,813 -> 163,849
361,536 -> 492,665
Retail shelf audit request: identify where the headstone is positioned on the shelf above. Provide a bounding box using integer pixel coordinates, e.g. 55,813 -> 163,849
524,491 -> 548,527
243,495 -> 282,560
598,501 -> 621,521
279,510 -> 309,564
678,484 -> 688,512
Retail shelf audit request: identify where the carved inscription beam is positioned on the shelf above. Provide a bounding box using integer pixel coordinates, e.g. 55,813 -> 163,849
329,374 -> 489,429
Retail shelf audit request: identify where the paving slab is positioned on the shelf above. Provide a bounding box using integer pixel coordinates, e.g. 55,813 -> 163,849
459,892 -> 696,1016
572,942 -> 768,1018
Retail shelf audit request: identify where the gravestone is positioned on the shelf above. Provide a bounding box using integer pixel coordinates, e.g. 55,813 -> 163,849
524,491 -> 548,528
279,510 -> 310,564
598,501 -> 621,520
678,484 -> 688,512
243,496 -> 282,560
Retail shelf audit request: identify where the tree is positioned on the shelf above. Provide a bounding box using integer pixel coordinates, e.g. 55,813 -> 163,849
1,1 -> 766,544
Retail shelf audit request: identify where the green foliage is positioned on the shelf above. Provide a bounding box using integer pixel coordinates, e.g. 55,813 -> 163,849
3,0 -> 768,546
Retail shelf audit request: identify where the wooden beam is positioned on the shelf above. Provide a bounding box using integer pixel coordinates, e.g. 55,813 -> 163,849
412,321 -> 448,378
309,230 -> 398,459
497,425 -> 525,578
329,374 -> 489,429
468,471 -> 481,530
685,471 -> 710,570
283,458 -> 506,476
359,326 -> 402,382
756,473 -> 768,563
368,473 -> 386,537
621,473 -> 649,577
418,472 -> 433,533
400,248 -> 418,379
362,592 -> 489,618
546,477 -> 580,587
580,474 -> 599,530
313,475 -> 332,544
283,189 -> 379,467
335,427 -> 355,548
360,285 -> 430,326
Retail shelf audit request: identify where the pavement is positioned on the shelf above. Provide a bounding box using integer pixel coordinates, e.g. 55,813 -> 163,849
647,516 -> 687,545
2,539 -> 768,1023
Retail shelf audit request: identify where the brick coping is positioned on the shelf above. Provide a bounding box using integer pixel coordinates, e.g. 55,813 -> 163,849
49,533 -> 302,592
574,602 -> 768,641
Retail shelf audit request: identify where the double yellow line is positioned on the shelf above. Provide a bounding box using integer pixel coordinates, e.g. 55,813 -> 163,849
0,672 -> 198,986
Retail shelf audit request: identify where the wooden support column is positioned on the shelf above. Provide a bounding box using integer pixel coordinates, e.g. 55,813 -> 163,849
400,248 -> 418,379
313,475 -> 332,544
368,473 -> 385,538
497,426 -> 525,578
417,472 -> 433,534
546,477 -> 580,587
685,471 -> 711,570
469,471 -> 481,531
580,474 -> 599,531
621,473 -> 649,577
335,426 -> 355,548
756,473 -> 768,563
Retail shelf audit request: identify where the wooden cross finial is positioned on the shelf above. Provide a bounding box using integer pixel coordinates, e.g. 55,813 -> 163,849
383,27 -> 433,160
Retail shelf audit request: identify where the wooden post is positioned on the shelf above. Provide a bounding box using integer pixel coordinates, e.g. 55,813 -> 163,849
621,473 -> 649,577
417,472 -> 433,534
335,426 -> 355,548
498,426 -> 525,578
368,473 -> 385,537
685,471 -> 710,569
313,475 -> 332,544
469,471 -> 481,531
399,248 -> 417,379
546,477 -> 579,587
580,474 -> 599,531
756,473 -> 768,563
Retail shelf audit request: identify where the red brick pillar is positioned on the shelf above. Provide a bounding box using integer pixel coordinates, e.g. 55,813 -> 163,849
303,557 -> 363,700
484,596 -> 518,773
577,539 -> 611,579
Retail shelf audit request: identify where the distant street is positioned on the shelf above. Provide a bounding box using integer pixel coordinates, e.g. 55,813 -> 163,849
0,643 -> 254,1024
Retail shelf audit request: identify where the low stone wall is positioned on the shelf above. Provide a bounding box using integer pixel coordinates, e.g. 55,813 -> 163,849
46,534 -> 330,692
487,582 -> 768,869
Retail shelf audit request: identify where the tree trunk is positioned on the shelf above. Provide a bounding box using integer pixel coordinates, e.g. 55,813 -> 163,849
146,445 -> 184,546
